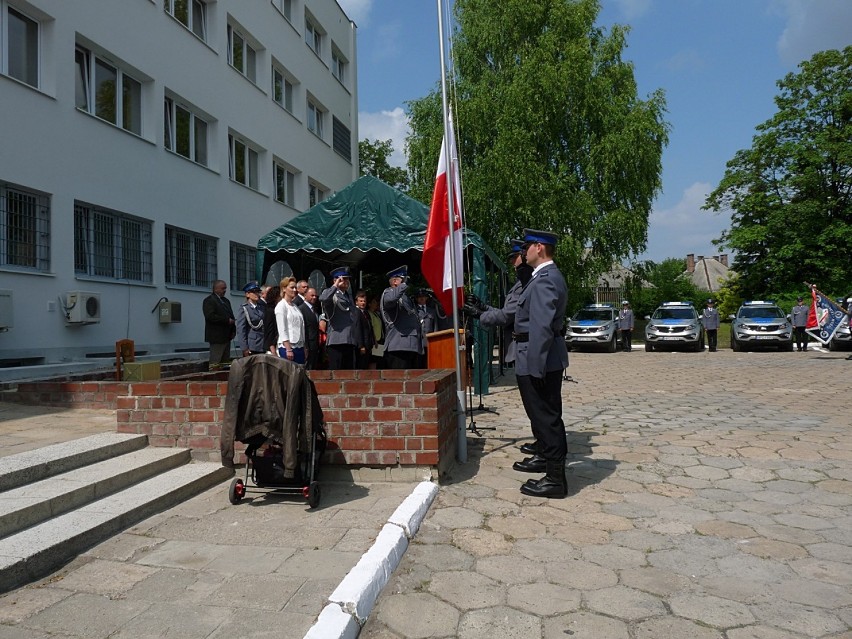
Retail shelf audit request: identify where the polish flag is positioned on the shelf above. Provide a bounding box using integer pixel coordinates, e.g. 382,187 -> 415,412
422,119 -> 464,315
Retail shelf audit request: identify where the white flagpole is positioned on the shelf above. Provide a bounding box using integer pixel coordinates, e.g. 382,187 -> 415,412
436,0 -> 466,463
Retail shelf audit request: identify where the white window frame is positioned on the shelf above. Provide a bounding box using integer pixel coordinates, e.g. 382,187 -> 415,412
272,65 -> 295,114
308,181 -> 326,208
227,24 -> 257,83
305,16 -> 322,57
74,202 -> 153,283
165,225 -> 217,288
271,0 -> 292,22
228,133 -> 260,190
75,44 -> 143,135
0,181 -> 50,272
2,3 -> 40,88
307,98 -> 324,138
274,161 -> 296,207
164,0 -> 207,41
164,95 -> 209,166
331,48 -> 346,84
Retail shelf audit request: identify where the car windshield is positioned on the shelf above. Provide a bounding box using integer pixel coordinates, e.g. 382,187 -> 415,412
651,308 -> 695,320
738,307 -> 785,319
574,309 -> 612,321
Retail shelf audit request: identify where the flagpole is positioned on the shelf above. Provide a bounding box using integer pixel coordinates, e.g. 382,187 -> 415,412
437,0 -> 467,464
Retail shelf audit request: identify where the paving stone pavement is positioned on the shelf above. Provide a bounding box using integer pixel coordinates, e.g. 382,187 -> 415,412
362,348 -> 852,639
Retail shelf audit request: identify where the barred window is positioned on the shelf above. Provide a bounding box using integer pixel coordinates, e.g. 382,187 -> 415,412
230,242 -> 256,291
165,225 -> 217,287
0,182 -> 50,272
332,116 -> 351,162
74,203 -> 152,282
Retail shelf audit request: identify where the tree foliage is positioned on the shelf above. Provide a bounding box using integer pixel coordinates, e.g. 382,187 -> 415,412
704,46 -> 852,297
624,258 -> 704,317
358,138 -> 409,191
406,0 -> 669,303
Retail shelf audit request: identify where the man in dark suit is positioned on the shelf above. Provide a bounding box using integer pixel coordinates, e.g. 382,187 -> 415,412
511,229 -> 569,498
414,288 -> 438,368
299,286 -> 320,369
202,279 -> 235,366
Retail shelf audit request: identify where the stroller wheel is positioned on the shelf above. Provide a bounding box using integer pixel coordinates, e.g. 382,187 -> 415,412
308,481 -> 321,509
228,478 -> 245,505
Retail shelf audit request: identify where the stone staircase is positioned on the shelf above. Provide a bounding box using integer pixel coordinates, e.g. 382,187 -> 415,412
0,433 -> 231,593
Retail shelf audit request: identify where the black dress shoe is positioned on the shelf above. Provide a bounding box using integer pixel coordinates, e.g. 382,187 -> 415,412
519,442 -> 539,455
512,455 -> 546,473
520,461 -> 567,498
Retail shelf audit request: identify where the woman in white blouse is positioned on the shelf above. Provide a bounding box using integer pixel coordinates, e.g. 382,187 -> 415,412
276,277 -> 306,364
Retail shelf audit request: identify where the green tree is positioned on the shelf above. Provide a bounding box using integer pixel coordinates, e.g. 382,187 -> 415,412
359,138 -> 409,191
626,258 -> 703,316
406,0 -> 668,303
704,47 -> 852,297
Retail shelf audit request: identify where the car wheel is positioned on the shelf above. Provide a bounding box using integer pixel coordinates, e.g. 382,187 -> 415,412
828,339 -> 838,351
731,337 -> 740,352
784,341 -> 794,352
645,342 -> 653,352
607,336 -> 617,353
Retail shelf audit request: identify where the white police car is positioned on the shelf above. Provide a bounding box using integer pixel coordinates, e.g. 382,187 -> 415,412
828,297 -> 851,351
566,304 -> 618,352
644,301 -> 704,352
730,301 -> 793,351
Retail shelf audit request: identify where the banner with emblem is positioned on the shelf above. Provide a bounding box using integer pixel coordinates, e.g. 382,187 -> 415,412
805,285 -> 847,345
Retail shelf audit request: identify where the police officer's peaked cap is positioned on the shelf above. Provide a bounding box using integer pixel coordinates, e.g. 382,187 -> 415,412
707,298 -> 715,304
330,266 -> 350,279
508,238 -> 525,257
522,228 -> 558,245
797,296 -> 803,301
414,288 -> 429,297
242,281 -> 261,293
387,265 -> 408,279
622,300 -> 629,305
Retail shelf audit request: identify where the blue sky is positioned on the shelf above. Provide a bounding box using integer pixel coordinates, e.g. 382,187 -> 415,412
338,0 -> 852,264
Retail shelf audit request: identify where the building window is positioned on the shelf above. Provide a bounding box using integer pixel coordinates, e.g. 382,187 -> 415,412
75,45 -> 142,135
331,49 -> 346,84
74,203 -> 152,282
0,181 -> 50,272
274,162 -> 295,207
227,24 -> 257,83
332,116 -> 351,162
164,0 -> 206,40
307,99 -> 323,138
165,225 -> 216,287
164,96 -> 208,166
272,66 -> 294,113
271,0 -> 291,21
230,242 -> 255,291
228,134 -> 259,190
4,5 -> 39,88
308,182 -> 325,208
305,17 -> 321,56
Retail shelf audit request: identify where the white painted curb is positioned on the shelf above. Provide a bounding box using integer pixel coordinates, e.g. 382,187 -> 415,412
303,480 -> 439,638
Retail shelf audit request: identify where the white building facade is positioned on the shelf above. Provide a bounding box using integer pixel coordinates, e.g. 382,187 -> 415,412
0,0 -> 357,373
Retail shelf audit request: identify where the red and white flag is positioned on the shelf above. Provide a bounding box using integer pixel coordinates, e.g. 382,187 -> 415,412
422,118 -> 464,315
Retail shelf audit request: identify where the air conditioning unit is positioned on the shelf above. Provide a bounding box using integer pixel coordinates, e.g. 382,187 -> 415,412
158,300 -> 182,323
65,291 -> 101,324
0,289 -> 12,330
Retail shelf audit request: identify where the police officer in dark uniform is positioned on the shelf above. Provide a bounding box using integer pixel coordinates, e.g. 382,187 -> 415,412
511,229 -> 569,498
236,281 -> 267,356
319,266 -> 359,369
790,296 -> 809,351
381,265 -> 422,369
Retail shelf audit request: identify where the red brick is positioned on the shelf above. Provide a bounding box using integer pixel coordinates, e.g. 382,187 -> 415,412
374,381 -> 404,394
415,451 -> 439,465
364,396 -> 380,407
326,424 -> 347,437
404,409 -> 422,422
130,383 -> 159,396
422,437 -> 439,451
152,424 -> 166,435
380,370 -> 408,379
341,409 -> 372,422
362,423 -> 380,436
322,409 -> 341,422
379,395 -> 397,407
185,436 -> 216,449
398,452 -> 417,465
188,410 -> 215,422
116,423 -> 137,433
414,396 -> 438,408
148,436 -> 176,447
379,424 -> 399,436
374,437 -> 403,450
145,410 -> 175,423
313,381 -> 341,395
415,422 -> 438,436
160,382 -> 189,395
80,382 -> 100,392
317,396 -> 332,408
346,396 -> 365,408
405,438 -> 423,450
308,370 -> 332,381
115,410 -> 130,423
207,424 -> 222,437
421,408 -> 438,422
343,381 -> 372,395
206,396 -> 224,409
192,424 -> 208,436
398,423 -> 414,436
396,395 -> 414,408
372,409 -> 403,422
189,384 -> 219,396
339,436 -> 372,450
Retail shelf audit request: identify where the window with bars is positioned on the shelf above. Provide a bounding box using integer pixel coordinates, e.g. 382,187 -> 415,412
75,44 -> 142,135
164,95 -> 208,166
0,182 -> 50,272
3,4 -> 39,88
227,24 -> 257,83
228,133 -> 259,190
272,66 -> 294,114
332,116 -> 351,162
164,0 -> 207,41
74,203 -> 152,282
165,225 -> 217,287
274,162 -> 296,207
230,242 -> 255,291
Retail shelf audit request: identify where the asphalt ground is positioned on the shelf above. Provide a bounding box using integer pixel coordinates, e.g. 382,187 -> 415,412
1,343 -> 850,638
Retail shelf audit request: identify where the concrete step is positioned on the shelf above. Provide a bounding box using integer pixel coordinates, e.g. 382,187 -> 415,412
0,447 -> 192,539
0,461 -> 232,594
0,433 -> 149,492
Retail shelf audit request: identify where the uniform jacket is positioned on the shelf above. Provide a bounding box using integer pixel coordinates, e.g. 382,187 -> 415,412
701,307 -> 720,330
298,302 -> 320,357
381,282 -> 422,353
791,304 -> 809,328
221,354 -> 322,474
480,279 -> 522,363
319,286 -> 359,346
416,302 -> 439,351
236,300 -> 267,353
618,309 -> 634,331
514,262 -> 569,378
202,293 -> 235,344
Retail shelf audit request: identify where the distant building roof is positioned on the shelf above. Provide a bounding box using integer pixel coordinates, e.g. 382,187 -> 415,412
684,254 -> 734,292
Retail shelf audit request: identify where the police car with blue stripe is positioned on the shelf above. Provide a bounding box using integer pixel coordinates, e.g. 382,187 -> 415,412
644,301 -> 704,352
565,304 -> 618,352
730,300 -> 793,352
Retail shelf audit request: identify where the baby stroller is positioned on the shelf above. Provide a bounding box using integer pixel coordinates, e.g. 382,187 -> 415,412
222,354 -> 326,509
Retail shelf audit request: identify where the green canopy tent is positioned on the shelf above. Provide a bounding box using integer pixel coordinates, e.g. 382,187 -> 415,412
256,175 -> 506,394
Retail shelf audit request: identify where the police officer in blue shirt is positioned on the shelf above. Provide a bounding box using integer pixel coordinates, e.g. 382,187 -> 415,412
319,266 -> 359,369
790,296 -> 809,351
381,265 -> 422,369
512,229 -> 569,498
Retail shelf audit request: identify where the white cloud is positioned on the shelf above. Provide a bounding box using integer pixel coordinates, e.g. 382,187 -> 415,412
774,0 -> 852,66
642,182 -> 732,262
613,0 -> 653,21
337,0 -> 373,27
358,107 -> 410,168
662,48 -> 706,73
